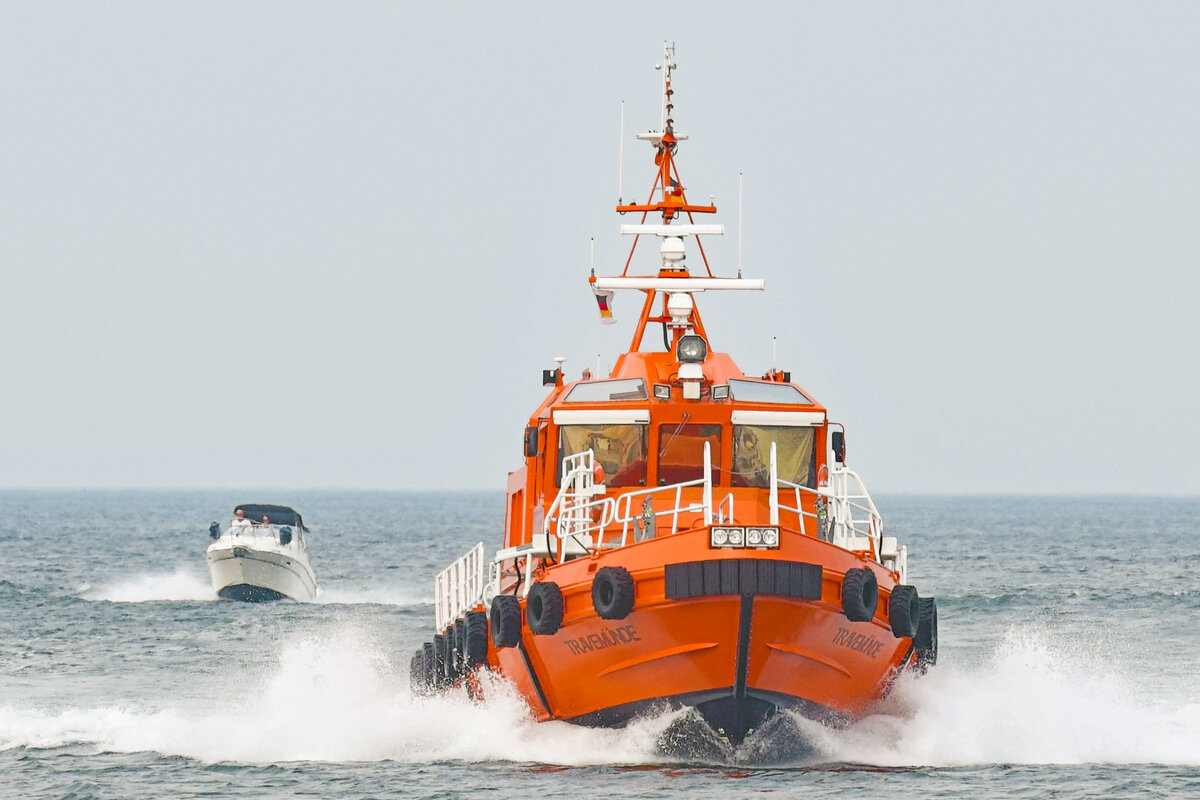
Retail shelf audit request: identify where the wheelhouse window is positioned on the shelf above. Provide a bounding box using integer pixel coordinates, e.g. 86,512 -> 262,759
657,423 -> 721,486
558,424 -> 647,486
563,378 -> 648,403
727,379 -> 813,405
731,425 -> 816,488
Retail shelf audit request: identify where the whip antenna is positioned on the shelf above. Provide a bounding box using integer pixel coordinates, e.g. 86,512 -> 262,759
738,172 -> 744,278
618,101 -> 625,205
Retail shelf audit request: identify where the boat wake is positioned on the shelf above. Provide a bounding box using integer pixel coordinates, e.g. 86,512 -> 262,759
3,627 -> 1199,767
791,627 -> 1200,768
313,586 -> 433,607
81,569 -> 216,603
80,573 -> 431,607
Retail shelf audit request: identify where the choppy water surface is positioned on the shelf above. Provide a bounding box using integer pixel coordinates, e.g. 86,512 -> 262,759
1,491 -> 1198,798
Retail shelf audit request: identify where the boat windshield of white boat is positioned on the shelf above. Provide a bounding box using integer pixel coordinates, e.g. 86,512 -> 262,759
232,504 -> 306,529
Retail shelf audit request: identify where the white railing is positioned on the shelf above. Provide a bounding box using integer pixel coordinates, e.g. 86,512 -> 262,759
767,451 -> 885,562
716,492 -> 735,524
772,477 -> 819,537
435,542 -> 487,631
480,441 -> 895,605
543,444 -> 714,558
820,466 -> 884,558
542,449 -> 617,559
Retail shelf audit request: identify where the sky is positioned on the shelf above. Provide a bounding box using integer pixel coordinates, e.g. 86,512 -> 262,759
1,2 -> 1198,494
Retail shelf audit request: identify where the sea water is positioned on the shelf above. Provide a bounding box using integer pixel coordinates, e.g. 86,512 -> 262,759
1,491 -> 1198,799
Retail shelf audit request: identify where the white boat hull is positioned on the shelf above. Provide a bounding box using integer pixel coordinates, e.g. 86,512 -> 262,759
206,528 -> 317,602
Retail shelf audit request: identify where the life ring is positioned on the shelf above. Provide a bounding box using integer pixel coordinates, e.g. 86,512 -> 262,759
526,581 -> 565,635
464,610 -> 489,668
490,595 -> 522,648
593,462 -> 605,486
888,584 -> 920,638
840,567 -> 878,622
592,566 -> 635,620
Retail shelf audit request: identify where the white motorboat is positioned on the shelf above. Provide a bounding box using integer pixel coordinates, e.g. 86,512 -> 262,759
206,504 -> 317,602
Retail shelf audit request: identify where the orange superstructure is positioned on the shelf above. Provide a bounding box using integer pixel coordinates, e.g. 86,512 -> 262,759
410,43 -> 937,748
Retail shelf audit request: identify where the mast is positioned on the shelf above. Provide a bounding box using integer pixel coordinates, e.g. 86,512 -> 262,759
593,42 -> 762,359
615,42 -> 717,224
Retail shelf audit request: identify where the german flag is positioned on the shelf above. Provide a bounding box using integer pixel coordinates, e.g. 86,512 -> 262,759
592,287 -> 616,325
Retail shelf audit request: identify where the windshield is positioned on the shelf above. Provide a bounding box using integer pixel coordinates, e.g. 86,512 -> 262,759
728,379 -> 812,405
563,379 -> 648,403
559,424 -> 647,486
731,425 -> 816,488
658,423 -> 721,485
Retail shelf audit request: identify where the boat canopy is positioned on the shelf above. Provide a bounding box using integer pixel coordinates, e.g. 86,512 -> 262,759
235,504 -> 305,529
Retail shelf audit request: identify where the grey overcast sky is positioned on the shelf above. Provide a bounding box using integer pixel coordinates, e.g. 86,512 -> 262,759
2,2 -> 1198,494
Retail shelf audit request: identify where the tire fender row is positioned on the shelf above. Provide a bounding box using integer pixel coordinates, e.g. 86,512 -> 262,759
409,608 -> 489,695
491,565 -> 637,646
414,563 -> 938,693
839,567 -> 938,665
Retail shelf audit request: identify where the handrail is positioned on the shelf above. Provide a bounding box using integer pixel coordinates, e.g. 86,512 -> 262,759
543,443 -> 714,559
773,478 -> 819,538
821,466 -> 884,558
435,542 -> 487,631
767,448 -> 883,559
716,492 -> 735,524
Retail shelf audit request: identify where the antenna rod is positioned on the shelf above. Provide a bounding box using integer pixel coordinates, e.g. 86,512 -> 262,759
738,173 -> 744,278
618,101 -> 625,205
590,237 -> 595,273
773,336 -> 777,372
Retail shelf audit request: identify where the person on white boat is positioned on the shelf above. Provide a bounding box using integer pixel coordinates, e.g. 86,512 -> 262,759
261,514 -> 271,525
232,508 -> 252,527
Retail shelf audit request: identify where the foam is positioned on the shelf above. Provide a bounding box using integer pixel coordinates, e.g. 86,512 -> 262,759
4,627 -> 1199,767
82,569 -> 216,603
794,628 -> 1200,767
313,586 -> 433,607
0,627 -> 669,765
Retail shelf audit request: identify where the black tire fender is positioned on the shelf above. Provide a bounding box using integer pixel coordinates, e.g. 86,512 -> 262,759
527,581 -> 565,635
409,649 -> 424,694
421,641 -> 435,692
451,618 -> 466,677
841,567 -> 878,622
432,633 -> 448,686
592,566 -> 635,620
888,584 -> 920,638
490,595 -> 522,648
464,610 -> 489,668
914,596 -> 938,672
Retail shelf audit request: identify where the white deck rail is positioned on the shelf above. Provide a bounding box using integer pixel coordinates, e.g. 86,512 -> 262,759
434,542 -> 487,631
542,444 -> 715,558
476,440 -> 898,604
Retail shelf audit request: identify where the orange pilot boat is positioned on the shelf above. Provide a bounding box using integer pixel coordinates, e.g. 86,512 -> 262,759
410,43 -> 938,748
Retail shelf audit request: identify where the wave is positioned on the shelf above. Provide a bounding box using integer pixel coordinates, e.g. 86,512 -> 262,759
81,570 -> 215,603
794,628 -> 1200,767
3,627 -> 1199,767
0,628 -> 668,765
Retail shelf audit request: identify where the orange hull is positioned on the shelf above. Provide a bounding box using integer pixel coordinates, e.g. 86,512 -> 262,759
485,530 -> 913,742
